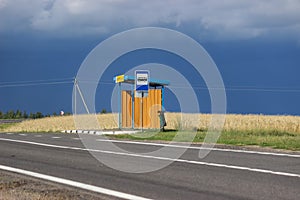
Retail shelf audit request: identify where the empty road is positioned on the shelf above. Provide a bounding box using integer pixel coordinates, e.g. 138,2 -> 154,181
0,132 -> 299,200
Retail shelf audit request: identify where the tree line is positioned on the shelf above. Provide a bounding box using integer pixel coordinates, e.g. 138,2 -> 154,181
0,110 -> 71,119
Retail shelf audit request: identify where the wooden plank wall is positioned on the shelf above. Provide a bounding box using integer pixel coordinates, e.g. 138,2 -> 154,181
122,89 -> 161,129
121,90 -> 132,128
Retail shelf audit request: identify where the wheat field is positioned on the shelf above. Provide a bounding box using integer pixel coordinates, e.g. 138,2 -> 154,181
165,113 -> 300,133
1,114 -> 118,133
2,113 -> 300,134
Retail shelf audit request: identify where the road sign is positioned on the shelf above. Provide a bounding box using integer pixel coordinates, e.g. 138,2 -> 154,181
115,74 -> 125,83
135,70 -> 149,92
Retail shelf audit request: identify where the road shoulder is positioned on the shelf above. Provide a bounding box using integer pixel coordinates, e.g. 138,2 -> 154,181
0,170 -> 113,200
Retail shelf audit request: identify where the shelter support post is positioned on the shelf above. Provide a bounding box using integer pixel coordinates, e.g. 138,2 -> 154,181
118,82 -> 121,129
162,86 -> 165,109
132,84 -> 135,129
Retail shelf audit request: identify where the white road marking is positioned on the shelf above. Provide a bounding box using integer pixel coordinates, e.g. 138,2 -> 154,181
51,137 -> 61,139
35,135 -> 42,137
19,134 -> 27,136
96,139 -> 300,158
6,133 -> 14,135
0,138 -> 300,178
72,138 -> 81,140
0,164 -> 151,200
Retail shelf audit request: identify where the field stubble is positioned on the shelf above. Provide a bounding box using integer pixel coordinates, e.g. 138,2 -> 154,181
1,113 -> 300,150
2,113 -> 300,134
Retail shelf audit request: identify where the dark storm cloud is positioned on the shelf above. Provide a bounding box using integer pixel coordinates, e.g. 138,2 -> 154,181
0,0 -> 300,40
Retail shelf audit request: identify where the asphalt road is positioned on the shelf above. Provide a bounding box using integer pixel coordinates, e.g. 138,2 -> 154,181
0,119 -> 24,124
0,132 -> 299,200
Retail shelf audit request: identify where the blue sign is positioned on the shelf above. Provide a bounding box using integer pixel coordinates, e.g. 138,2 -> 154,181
135,70 -> 149,92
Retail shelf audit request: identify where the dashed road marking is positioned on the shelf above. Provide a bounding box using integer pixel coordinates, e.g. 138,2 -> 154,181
1,138 -> 300,178
35,135 -> 42,137
51,136 -> 61,139
19,134 -> 27,136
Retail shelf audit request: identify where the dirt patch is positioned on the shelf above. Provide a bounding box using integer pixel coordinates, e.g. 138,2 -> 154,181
0,171 -> 115,200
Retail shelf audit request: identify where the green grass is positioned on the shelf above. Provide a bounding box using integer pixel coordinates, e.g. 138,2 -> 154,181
108,129 -> 300,151
217,130 -> 300,150
0,123 -> 16,131
2,120 -> 299,151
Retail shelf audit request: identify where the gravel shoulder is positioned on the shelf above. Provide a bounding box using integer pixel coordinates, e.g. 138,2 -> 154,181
0,171 -> 115,200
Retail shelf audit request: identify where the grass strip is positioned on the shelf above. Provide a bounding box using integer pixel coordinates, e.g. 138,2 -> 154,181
0,123 -> 16,131
108,129 -> 300,151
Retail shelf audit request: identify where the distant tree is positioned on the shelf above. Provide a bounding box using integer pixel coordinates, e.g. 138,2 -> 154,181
15,110 -> 22,119
29,112 -> 36,119
53,112 -> 57,116
0,110 -> 46,119
65,112 -> 72,116
5,110 -> 15,119
23,111 -> 28,119
100,109 -> 107,114
35,112 -> 44,119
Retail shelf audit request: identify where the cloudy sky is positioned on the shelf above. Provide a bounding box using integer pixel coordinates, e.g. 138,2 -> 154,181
1,0 -> 300,40
1,0 -> 300,115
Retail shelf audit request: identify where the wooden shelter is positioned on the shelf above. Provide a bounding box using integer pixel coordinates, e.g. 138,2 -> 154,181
113,75 -> 170,129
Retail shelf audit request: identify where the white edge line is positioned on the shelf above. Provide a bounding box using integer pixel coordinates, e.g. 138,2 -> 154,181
95,139 -> 300,158
0,164 -> 152,200
0,138 -> 300,178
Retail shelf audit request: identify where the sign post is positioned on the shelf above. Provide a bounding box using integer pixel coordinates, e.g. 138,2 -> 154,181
115,74 -> 125,129
135,70 -> 149,131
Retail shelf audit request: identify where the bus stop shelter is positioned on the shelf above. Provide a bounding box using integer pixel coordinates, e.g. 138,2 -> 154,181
113,74 -> 170,129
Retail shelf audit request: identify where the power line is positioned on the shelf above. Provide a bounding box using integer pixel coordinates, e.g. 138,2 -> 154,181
220,88 -> 300,92
0,77 -> 74,85
168,85 -> 300,92
77,79 -> 300,92
0,78 -> 300,93
0,81 -> 73,88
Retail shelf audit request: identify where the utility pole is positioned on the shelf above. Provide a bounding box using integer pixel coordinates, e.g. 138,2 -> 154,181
74,78 -> 90,114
